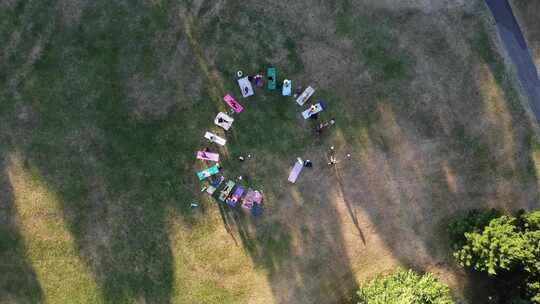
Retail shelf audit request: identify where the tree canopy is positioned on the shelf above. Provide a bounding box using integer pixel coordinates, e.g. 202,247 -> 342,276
451,210 -> 540,303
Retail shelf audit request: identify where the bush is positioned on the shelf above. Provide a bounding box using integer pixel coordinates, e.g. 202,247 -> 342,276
447,208 -> 500,249
357,269 -> 454,304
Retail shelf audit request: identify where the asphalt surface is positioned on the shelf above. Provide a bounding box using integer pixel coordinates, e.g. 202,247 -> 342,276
485,0 -> 540,127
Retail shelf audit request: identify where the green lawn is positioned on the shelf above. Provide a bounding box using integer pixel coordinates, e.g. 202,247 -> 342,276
0,1 -> 337,303
1,1 -> 538,304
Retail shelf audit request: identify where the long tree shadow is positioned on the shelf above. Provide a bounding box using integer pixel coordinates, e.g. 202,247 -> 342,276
0,1 -> 49,302
0,0 -> 218,303
0,150 -> 43,303
3,1 -> 540,304
186,2 -> 361,302
218,188 -> 360,304
323,3 -> 540,302
207,1 -> 540,303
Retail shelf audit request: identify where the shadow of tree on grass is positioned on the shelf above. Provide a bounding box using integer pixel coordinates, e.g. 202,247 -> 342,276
0,152 -> 43,304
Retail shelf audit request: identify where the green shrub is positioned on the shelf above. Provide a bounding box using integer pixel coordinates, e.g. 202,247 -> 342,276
357,269 -> 454,304
447,208 -> 500,249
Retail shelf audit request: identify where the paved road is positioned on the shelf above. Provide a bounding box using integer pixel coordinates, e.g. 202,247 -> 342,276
485,0 -> 540,127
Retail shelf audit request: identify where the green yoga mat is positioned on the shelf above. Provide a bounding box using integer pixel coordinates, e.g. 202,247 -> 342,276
197,165 -> 219,181
267,67 -> 276,90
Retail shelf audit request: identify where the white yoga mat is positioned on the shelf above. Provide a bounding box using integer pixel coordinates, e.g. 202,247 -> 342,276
296,86 -> 315,106
204,131 -> 226,146
237,77 -> 254,98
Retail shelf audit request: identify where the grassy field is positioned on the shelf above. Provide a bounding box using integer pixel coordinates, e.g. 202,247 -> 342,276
1,0 -> 540,303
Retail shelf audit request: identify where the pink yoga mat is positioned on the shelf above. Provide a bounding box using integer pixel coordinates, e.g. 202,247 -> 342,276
223,94 -> 244,113
196,151 -> 219,162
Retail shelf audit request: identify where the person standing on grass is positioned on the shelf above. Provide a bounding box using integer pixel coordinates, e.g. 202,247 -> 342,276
237,175 -> 248,181
328,146 -> 337,165
328,155 -> 337,165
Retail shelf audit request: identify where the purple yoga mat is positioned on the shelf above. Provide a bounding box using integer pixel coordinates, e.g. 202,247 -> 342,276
288,161 -> 304,183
